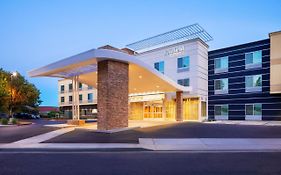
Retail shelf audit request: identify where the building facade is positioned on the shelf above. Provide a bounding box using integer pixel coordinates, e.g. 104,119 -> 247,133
129,39 -> 208,121
208,35 -> 281,120
58,79 -> 97,118
55,24 -> 281,122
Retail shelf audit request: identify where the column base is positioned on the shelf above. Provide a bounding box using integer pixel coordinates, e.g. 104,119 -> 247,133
67,120 -> 85,126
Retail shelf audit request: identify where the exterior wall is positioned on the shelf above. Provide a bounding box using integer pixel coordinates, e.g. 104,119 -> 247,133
208,39 -> 281,121
269,31 -> 281,93
135,39 -> 209,121
58,79 -> 97,118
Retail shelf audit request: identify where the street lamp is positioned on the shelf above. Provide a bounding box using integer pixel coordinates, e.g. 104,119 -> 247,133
9,72 -> 17,118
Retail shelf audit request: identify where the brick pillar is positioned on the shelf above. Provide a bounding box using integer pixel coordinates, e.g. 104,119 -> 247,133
176,91 -> 183,121
97,60 -> 129,130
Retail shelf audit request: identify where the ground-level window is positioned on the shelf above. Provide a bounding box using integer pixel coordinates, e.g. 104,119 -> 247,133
177,78 -> 190,86
245,74 -> 262,92
214,105 -> 228,116
245,103 -> 262,116
154,61 -> 164,74
214,78 -> 228,94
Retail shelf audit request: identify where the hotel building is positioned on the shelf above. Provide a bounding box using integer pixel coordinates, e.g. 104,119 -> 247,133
58,24 -> 211,121
29,24 -> 281,130
58,79 -> 97,118
208,31 -> 281,120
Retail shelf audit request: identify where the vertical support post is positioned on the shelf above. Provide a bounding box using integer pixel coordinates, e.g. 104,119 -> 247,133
71,77 -> 75,120
176,91 -> 183,122
97,60 -> 129,130
76,76 -> 80,120
198,97 -> 202,122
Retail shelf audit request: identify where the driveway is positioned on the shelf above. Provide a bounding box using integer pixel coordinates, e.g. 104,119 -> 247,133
0,119 -> 64,143
44,122 -> 281,143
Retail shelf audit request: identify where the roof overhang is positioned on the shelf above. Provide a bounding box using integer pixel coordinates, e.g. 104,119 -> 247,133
28,49 -> 191,94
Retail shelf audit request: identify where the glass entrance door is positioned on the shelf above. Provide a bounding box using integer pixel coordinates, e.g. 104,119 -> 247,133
144,101 -> 163,119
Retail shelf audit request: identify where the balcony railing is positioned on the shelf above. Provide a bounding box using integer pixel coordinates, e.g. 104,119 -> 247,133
59,87 -> 96,94
59,99 -> 97,106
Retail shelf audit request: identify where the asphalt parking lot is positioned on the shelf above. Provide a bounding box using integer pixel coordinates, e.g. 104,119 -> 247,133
0,119 -> 63,143
45,122 -> 281,143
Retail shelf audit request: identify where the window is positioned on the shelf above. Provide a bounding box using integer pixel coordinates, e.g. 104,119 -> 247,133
215,56 -> 228,73
245,74 -> 262,92
177,56 -> 190,72
88,93 -> 93,102
246,104 -> 262,116
245,50 -> 262,69
154,61 -> 164,74
69,95 -> 73,102
177,78 -> 190,87
88,85 -> 93,90
61,97 -> 65,103
79,82 -> 82,90
214,78 -> 228,94
69,83 -> 73,92
214,105 -> 228,118
79,94 -> 83,102
60,85 -> 65,93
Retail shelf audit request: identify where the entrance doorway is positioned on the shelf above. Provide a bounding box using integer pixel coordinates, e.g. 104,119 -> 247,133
144,101 -> 163,119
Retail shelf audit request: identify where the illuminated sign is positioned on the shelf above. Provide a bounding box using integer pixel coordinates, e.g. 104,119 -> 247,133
129,93 -> 164,102
165,46 -> 185,57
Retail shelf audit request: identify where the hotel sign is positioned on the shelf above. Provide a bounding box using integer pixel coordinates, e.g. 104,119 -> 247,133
165,46 -> 185,57
129,93 -> 164,102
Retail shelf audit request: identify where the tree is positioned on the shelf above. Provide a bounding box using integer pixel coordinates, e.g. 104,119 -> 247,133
0,68 -> 41,116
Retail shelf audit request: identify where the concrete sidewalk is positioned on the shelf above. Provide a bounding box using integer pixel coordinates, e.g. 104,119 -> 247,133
1,138 -> 281,151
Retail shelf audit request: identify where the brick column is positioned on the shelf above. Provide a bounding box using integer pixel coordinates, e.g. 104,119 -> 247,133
97,60 -> 129,130
176,91 -> 183,121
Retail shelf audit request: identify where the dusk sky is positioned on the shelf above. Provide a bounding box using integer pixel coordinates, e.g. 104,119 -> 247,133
1,0 -> 280,106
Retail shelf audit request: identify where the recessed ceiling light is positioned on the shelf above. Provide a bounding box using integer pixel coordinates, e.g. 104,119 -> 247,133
138,75 -> 142,79
156,85 -> 160,88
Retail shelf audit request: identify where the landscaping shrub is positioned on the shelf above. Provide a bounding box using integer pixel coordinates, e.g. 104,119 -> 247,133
11,118 -> 17,125
1,118 -> 8,125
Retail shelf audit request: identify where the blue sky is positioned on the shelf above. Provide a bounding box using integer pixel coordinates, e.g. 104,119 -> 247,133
1,0 -> 281,106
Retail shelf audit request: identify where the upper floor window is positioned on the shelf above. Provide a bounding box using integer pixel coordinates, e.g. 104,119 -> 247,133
245,50 -> 262,69
177,78 -> 190,87
79,94 -> 83,102
69,83 -> 73,92
79,82 -> 82,90
177,56 -> 190,72
60,96 -> 65,103
214,78 -> 228,94
245,74 -> 262,92
60,85 -> 65,93
245,103 -> 262,116
215,56 -> 228,73
69,95 -> 73,102
154,61 -> 164,74
88,93 -> 93,102
88,85 -> 93,90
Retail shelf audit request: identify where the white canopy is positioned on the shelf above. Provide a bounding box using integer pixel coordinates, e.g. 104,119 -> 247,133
29,48 -> 191,94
